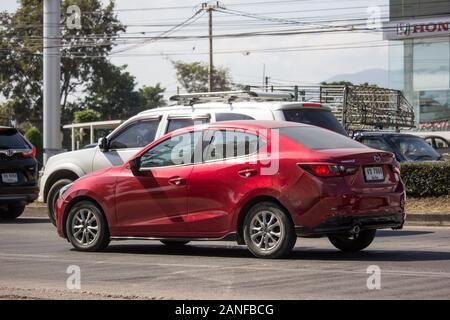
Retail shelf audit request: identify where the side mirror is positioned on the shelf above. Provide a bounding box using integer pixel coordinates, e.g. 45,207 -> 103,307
129,157 -> 141,175
98,137 -> 109,152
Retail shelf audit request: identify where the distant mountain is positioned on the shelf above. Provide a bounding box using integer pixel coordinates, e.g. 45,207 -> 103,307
324,69 -> 388,88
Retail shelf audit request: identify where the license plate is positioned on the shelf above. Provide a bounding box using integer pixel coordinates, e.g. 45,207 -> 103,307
364,166 -> 384,182
1,173 -> 18,184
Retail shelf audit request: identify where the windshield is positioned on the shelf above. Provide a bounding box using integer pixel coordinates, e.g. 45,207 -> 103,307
283,109 -> 348,136
280,126 -> 367,150
0,128 -> 29,150
389,136 -> 441,161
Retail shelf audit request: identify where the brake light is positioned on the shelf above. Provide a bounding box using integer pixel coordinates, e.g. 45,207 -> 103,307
298,163 -> 358,177
22,146 -> 36,158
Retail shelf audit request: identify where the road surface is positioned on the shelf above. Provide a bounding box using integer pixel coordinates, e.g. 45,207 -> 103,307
1,207 -> 450,299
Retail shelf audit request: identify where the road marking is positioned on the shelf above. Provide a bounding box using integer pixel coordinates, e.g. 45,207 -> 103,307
2,252 -> 450,279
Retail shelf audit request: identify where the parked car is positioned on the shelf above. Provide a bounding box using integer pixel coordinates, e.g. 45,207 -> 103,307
0,127 -> 39,220
55,120 -> 405,258
40,91 -> 348,225
423,135 -> 450,158
353,131 -> 442,162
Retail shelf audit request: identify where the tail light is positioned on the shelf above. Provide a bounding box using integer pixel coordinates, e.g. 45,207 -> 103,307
22,146 -> 37,158
298,163 -> 358,177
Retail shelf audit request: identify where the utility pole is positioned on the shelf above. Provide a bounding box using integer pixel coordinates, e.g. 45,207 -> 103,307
43,0 -> 61,164
202,2 -> 224,92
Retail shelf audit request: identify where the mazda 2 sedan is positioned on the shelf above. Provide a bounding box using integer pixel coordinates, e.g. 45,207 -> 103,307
55,121 -> 405,258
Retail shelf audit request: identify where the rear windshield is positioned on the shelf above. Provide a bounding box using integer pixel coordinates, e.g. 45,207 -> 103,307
279,126 -> 367,150
0,128 -> 29,149
283,109 -> 347,136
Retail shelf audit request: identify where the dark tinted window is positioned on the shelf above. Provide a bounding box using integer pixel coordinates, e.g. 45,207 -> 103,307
167,118 -> 208,133
204,130 -> 263,161
215,113 -> 254,122
280,126 -> 367,150
0,128 -> 29,149
110,121 -> 159,149
283,109 -> 347,135
140,132 -> 197,168
360,137 -> 394,152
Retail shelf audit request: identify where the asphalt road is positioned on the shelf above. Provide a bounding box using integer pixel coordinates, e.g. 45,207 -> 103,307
1,207 -> 450,299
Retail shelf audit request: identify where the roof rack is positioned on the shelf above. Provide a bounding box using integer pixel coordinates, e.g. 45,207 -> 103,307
169,90 -> 294,104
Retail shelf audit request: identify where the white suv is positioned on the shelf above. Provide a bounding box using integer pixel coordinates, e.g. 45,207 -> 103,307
40,91 -> 347,224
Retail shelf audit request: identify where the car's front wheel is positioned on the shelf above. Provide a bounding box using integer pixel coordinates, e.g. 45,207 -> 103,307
66,201 -> 110,252
328,230 -> 377,252
243,202 -> 296,259
47,178 -> 74,226
0,205 -> 25,220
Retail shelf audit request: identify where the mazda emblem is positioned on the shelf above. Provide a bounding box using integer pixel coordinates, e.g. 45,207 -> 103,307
373,154 -> 381,163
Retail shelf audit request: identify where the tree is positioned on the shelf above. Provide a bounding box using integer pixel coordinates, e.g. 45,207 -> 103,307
73,109 -> 101,123
138,84 -> 166,110
0,0 -> 125,129
24,127 -> 43,165
173,61 -> 233,93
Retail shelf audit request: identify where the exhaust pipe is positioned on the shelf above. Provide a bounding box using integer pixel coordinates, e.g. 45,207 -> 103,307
350,224 -> 361,235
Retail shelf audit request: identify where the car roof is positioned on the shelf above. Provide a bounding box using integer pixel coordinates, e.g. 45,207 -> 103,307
168,120 -> 307,135
137,101 -> 330,116
355,131 -> 421,138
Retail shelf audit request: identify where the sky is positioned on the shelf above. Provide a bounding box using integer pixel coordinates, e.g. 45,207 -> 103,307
1,0 -> 390,98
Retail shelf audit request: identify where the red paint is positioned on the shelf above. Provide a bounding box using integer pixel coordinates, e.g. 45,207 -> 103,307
55,121 -> 405,240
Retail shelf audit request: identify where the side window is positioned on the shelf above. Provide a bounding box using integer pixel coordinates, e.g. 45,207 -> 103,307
204,130 -> 263,162
425,138 -> 434,147
140,132 -> 196,168
166,118 -> 209,133
360,137 -> 394,153
215,113 -> 255,122
110,121 -> 159,149
435,138 -> 449,148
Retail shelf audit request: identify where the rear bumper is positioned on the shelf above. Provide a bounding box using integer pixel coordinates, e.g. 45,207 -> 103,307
0,185 -> 39,205
295,213 -> 405,237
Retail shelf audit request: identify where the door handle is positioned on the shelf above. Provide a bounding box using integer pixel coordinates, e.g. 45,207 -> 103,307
238,168 -> 258,178
168,176 -> 186,186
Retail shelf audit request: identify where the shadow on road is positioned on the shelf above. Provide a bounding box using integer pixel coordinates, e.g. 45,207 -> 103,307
102,243 -> 450,262
377,230 -> 434,237
0,217 -> 51,224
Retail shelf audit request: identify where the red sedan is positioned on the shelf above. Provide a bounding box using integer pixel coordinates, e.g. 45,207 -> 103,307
55,121 -> 405,258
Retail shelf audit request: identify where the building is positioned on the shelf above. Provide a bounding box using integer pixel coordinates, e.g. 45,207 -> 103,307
385,0 -> 450,131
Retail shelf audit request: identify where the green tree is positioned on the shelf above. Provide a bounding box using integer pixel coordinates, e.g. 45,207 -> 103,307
24,127 -> 43,165
73,109 -> 101,123
0,0 -> 125,128
173,61 -> 233,93
138,84 -> 166,110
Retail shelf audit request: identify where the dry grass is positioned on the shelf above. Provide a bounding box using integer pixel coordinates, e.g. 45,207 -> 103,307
406,196 -> 450,214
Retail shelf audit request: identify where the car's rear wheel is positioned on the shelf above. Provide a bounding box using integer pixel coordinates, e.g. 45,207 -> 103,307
160,240 -> 190,246
0,205 -> 25,220
328,230 -> 377,252
66,201 -> 110,252
47,178 -> 74,226
243,202 -> 296,259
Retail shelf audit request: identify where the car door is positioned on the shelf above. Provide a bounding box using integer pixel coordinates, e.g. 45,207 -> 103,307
114,131 -> 198,237
433,137 -> 450,156
92,118 -> 160,172
187,129 -> 265,237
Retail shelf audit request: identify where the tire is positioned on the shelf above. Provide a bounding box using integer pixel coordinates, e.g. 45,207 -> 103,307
0,205 -> 25,220
328,230 -> 377,252
160,240 -> 190,246
65,200 -> 110,252
47,178 -> 74,226
243,201 -> 296,259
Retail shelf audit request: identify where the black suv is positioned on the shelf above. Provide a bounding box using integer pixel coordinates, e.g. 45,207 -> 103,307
353,131 -> 442,162
0,127 -> 39,220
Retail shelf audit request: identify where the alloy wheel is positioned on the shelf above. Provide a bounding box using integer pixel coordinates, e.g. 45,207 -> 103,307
249,210 -> 283,251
